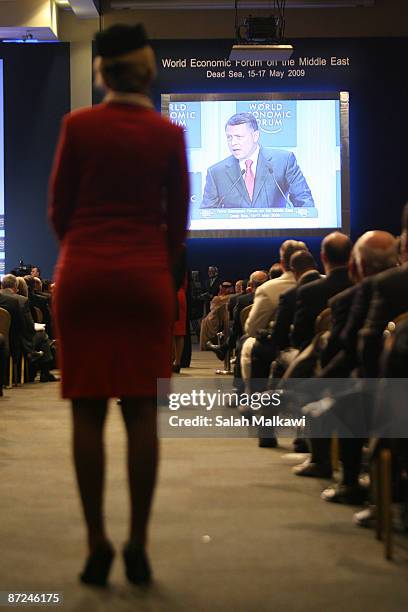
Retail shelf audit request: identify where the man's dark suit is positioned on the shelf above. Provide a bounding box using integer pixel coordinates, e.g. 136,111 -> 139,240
201,275 -> 220,315
360,265 -> 408,377
231,293 -> 255,391
292,267 -> 352,351
289,267 -> 351,471
0,289 -> 34,357
228,293 -> 240,321
320,278 -> 374,377
201,147 -> 315,209
204,276 -> 219,298
317,277 -> 382,487
232,292 -> 254,342
29,291 -> 53,338
273,270 -> 322,351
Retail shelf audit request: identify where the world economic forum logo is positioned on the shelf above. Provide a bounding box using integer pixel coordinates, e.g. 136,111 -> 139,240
169,102 -> 201,149
236,101 -> 297,148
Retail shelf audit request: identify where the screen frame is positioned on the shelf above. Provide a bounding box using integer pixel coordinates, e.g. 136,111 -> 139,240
161,91 -> 350,239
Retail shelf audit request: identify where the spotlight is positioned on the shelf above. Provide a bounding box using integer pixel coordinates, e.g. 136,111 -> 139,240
229,1 -> 293,62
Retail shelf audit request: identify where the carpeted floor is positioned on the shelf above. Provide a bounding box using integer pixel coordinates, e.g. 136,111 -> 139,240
1,349 -> 408,611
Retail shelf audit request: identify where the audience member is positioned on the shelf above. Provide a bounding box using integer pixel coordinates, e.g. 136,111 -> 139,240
24,275 -> 53,338
359,205 -> 408,376
291,232 -> 352,352
249,250 -> 321,391
201,266 -> 220,314
207,270 -> 268,361
240,240 -> 307,388
200,281 -> 234,350
0,274 -> 56,382
30,266 -> 41,279
269,263 -> 283,279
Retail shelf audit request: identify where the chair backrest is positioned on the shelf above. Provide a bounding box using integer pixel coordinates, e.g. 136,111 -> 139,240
0,307 -> 11,353
33,306 -> 43,323
383,311 -> 408,338
315,307 -> 332,334
381,311 -> 408,376
240,304 -> 252,329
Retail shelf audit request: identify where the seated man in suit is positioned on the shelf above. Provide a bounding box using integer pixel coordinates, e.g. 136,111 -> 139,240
207,270 -> 268,361
0,274 -> 57,382
240,240 -> 307,391
250,249 -> 321,390
228,279 -> 246,321
200,281 -> 234,350
295,231 -> 396,483
290,232 -> 352,477
24,275 -> 54,339
359,205 -> 408,377
316,231 -> 397,503
201,112 -> 315,209
291,232 -> 352,353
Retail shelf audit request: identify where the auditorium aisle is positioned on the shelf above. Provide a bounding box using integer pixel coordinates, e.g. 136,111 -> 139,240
1,350 -> 408,612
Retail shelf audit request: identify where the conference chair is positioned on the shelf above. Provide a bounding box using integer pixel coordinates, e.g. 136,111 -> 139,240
0,307 -> 10,390
240,304 -> 252,331
280,308 -> 332,381
370,312 -> 408,560
33,306 -> 43,323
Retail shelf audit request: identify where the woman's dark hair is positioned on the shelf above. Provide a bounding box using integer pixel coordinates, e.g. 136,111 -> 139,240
101,60 -> 147,93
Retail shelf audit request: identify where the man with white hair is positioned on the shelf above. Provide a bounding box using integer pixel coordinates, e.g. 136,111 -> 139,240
240,240 -> 307,390
206,270 -> 268,361
0,274 -> 57,382
296,231 -> 397,492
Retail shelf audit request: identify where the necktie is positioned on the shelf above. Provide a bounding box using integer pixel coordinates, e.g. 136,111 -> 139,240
244,159 -> 255,200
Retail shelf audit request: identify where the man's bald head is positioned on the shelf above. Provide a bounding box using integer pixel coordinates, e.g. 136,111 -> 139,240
248,270 -> 268,291
321,232 -> 352,272
353,230 -> 397,279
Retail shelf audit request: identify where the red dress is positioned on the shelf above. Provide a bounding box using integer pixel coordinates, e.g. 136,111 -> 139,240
48,102 -> 189,398
174,275 -> 187,336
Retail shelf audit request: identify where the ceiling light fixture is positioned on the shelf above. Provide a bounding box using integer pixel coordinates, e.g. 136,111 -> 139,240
229,0 -> 294,62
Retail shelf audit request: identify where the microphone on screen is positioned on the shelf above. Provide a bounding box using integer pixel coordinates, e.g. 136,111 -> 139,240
268,167 -> 293,208
216,168 -> 246,208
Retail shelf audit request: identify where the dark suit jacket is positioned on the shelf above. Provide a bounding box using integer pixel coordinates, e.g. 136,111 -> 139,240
359,265 -> 408,377
232,292 -> 254,342
0,290 -> 35,356
321,284 -> 358,368
201,147 -> 315,209
29,291 -> 53,338
321,277 -> 374,377
291,266 -> 352,351
204,276 -> 220,298
273,270 -> 321,350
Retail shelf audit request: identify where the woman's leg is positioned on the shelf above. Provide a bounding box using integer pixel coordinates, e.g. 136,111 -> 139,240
72,399 -> 108,553
120,398 -> 158,549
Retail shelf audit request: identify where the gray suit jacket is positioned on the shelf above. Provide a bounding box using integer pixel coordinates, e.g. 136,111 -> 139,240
201,147 -> 314,209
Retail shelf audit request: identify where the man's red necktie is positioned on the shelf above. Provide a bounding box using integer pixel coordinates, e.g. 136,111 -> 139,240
245,159 -> 255,200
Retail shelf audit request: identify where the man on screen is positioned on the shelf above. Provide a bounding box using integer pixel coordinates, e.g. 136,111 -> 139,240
201,112 -> 315,209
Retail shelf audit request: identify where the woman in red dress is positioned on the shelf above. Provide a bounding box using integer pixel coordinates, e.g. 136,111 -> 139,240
48,24 -> 188,587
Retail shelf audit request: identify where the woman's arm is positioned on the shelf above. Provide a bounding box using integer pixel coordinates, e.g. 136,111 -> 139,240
48,115 -> 80,242
165,127 -> 189,263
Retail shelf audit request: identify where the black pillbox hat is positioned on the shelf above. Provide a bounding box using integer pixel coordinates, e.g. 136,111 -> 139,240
95,24 -> 148,58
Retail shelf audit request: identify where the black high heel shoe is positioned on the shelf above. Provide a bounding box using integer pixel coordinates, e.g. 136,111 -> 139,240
123,543 -> 152,586
80,541 -> 115,587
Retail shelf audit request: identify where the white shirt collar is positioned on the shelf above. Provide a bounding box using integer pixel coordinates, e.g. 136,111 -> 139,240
239,146 -> 260,175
